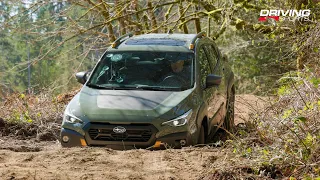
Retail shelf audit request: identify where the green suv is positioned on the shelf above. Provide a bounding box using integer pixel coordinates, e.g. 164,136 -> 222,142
60,32 -> 235,149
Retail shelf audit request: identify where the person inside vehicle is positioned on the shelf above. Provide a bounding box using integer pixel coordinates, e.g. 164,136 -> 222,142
159,54 -> 191,87
170,59 -> 184,73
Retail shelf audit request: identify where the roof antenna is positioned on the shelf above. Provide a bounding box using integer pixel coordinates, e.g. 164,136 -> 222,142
167,29 -> 173,34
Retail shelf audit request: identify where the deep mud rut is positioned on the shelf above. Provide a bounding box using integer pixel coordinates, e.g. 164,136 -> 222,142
0,95 -> 269,180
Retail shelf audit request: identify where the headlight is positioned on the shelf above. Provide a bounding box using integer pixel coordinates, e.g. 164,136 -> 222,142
162,109 -> 193,127
64,113 -> 83,124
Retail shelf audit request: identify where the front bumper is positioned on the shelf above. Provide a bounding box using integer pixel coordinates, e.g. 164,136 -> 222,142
60,123 -> 192,149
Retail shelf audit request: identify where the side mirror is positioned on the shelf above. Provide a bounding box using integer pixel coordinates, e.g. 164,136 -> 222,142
75,71 -> 90,84
206,74 -> 222,88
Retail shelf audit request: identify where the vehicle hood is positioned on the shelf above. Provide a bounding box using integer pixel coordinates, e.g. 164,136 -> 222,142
69,86 -> 193,123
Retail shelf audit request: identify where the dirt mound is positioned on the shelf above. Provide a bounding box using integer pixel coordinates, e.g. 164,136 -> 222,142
0,120 -> 60,141
0,91 -> 75,141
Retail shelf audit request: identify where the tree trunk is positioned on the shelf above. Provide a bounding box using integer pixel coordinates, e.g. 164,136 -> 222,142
115,0 -> 126,35
96,0 -> 115,42
179,1 -> 188,33
147,0 -> 158,33
133,0 -> 143,35
194,4 -> 201,33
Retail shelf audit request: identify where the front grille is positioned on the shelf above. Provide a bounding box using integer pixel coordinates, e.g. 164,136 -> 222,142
88,126 -> 153,142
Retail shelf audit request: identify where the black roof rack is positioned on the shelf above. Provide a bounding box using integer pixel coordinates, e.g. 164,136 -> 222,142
111,32 -> 133,48
189,31 -> 206,50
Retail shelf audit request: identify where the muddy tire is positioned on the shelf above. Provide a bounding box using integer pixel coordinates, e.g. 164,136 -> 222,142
198,124 -> 205,144
224,87 -> 235,132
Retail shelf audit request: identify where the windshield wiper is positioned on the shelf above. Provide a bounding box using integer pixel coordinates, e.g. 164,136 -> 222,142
86,83 -> 112,89
87,83 -> 138,90
87,84 -> 183,91
134,85 -> 181,91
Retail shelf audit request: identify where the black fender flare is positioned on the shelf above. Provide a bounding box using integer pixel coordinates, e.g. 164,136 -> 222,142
195,102 -> 209,138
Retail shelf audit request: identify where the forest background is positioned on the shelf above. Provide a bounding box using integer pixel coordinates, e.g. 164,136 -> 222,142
0,0 -> 319,97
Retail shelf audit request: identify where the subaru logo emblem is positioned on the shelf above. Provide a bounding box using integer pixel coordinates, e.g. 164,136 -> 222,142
113,126 -> 126,133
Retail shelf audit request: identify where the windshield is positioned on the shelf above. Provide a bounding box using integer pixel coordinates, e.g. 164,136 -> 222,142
87,51 -> 194,91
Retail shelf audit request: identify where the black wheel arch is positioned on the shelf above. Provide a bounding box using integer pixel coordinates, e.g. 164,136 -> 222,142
196,102 -> 209,138
227,71 -> 235,97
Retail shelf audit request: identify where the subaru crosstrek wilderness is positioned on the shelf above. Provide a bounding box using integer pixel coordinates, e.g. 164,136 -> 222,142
60,32 -> 235,149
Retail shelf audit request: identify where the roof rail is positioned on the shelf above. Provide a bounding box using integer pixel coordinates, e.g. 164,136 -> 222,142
189,32 -> 206,50
111,32 -> 133,48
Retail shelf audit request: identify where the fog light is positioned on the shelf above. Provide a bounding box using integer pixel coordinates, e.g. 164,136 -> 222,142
62,135 -> 69,143
180,139 -> 186,146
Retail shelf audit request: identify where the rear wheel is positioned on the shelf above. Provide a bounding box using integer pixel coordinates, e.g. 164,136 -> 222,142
224,87 -> 235,132
198,124 -> 205,144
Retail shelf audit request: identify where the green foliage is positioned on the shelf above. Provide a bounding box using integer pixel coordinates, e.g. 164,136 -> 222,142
0,0 -> 318,96
293,116 -> 307,124
310,77 -> 320,87
278,85 -> 291,96
282,108 -> 293,119
8,109 -> 33,124
7,93 -> 33,124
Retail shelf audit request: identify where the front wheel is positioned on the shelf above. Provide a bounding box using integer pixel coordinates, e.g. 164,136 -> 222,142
224,88 -> 235,132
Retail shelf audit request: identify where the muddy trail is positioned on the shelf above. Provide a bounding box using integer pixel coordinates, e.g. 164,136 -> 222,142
0,95 -> 269,180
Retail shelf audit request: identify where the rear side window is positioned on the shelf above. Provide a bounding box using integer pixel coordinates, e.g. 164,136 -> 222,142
204,45 -> 219,72
198,47 -> 211,88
